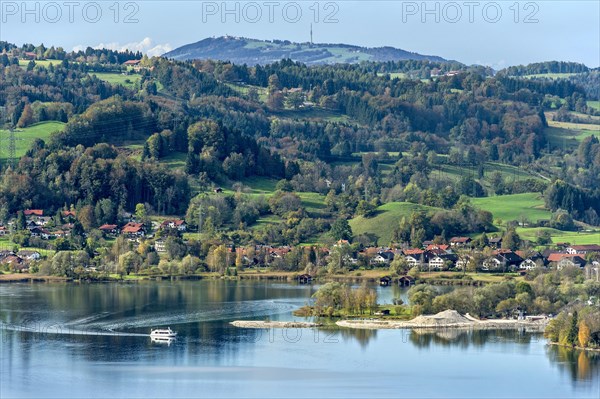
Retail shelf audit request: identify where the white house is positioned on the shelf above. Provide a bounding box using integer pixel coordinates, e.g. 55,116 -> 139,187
17,250 -> 41,261
405,255 -> 424,268
519,259 -> 540,270
154,240 -> 166,253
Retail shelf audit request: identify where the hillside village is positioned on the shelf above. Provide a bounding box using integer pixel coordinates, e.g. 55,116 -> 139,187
2,207 -> 598,279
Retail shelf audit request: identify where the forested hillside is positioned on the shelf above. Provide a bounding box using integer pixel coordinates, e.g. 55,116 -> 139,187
0,42 -> 598,272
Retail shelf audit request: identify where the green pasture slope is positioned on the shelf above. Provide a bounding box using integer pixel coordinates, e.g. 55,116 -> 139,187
0,121 -> 65,161
471,193 -> 551,223
350,202 -> 441,245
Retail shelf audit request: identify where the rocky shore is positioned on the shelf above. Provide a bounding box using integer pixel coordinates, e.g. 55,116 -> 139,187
335,310 -> 550,331
230,321 -> 322,329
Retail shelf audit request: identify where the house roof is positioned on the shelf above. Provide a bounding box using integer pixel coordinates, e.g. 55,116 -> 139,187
122,222 -> 144,233
568,245 -> 600,252
17,250 -> 40,256
426,244 -> 449,251
123,59 -> 141,65
548,253 -> 582,262
450,237 -> 471,243
161,219 -> 186,227
99,224 -> 118,230
62,210 -> 76,217
24,209 -> 43,216
403,249 -> 424,256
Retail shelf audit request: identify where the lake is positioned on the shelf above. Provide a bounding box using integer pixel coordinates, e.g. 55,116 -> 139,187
1,281 -> 598,398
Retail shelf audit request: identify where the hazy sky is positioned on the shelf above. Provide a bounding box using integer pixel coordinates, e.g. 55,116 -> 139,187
2,1 -> 599,68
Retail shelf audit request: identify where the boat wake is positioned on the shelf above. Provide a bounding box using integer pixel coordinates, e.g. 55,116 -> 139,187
0,299 -> 296,338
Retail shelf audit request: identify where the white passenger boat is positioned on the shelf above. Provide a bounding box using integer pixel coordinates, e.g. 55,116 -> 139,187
150,327 -> 177,338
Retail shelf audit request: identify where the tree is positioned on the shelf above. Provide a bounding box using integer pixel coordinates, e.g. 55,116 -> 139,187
496,298 -> 518,317
222,152 -> 246,180
17,104 -> 34,128
286,91 -> 304,109
389,257 -> 409,276
330,218 -> 352,241
578,321 -> 591,348
567,311 -> 579,346
502,229 -> 521,251
208,244 -> 228,274
16,211 -> 26,230
135,203 -> 148,226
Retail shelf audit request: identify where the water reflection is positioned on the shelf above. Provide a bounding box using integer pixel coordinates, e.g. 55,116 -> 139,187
547,345 -> 600,382
1,281 -> 599,398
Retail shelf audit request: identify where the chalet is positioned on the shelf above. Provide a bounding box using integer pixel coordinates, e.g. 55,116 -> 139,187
405,254 -> 425,268
449,237 -> 471,247
0,226 -> 7,236
23,209 -> 43,217
54,230 -> 68,238
566,245 -> 600,255
17,250 -> 41,261
372,251 -> 395,265
334,239 -> 350,247
62,210 -> 76,219
99,224 -> 119,235
403,248 -> 425,257
519,258 -> 543,270
2,255 -> 22,265
556,256 -> 586,269
160,219 -> 187,232
22,51 -> 37,60
482,252 -> 523,271
121,222 -> 145,237
29,226 -> 46,237
154,240 -> 166,253
268,246 -> 291,260
123,59 -> 141,66
379,276 -> 393,286
426,244 -> 450,252
517,251 -> 544,270
488,237 -> 502,249
214,187 -> 223,193
547,253 -> 582,264
428,253 -> 458,270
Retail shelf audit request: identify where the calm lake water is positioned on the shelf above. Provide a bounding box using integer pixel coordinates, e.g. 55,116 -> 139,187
1,281 -> 598,398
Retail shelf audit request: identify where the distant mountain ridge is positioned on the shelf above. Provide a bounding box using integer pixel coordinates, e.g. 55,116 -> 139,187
163,36 -> 447,65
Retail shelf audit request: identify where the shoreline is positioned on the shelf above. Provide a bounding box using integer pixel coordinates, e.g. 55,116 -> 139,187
335,310 -> 550,331
230,321 -> 322,329
547,341 -> 600,353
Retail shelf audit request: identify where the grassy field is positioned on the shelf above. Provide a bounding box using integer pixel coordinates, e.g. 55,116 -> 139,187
471,193 -> 551,224
0,121 -> 65,161
544,111 -> 599,149
160,152 -> 187,170
350,202 -> 441,245
521,73 -> 579,79
516,227 -> 600,246
587,101 -> 600,111
91,72 -> 141,89
18,59 -> 64,69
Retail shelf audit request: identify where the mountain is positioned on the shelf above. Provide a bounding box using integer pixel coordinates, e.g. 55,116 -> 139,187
162,36 -> 447,65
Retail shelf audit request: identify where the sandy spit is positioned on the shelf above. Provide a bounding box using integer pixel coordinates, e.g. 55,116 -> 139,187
335,310 -> 550,330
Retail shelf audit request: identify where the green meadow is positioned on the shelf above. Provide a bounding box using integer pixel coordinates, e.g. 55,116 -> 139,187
0,121 -> 65,161
91,72 -> 141,89
471,193 -> 551,223
350,202 -> 441,245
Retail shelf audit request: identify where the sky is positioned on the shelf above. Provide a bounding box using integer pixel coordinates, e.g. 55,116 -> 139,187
1,1 -> 599,69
